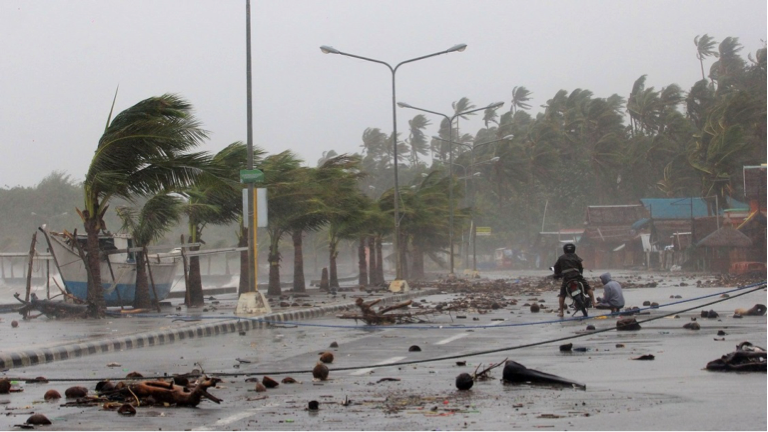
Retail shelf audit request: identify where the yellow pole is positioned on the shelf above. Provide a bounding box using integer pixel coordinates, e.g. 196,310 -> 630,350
253,187 -> 258,292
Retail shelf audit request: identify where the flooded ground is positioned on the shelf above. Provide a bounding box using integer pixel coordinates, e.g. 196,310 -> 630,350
0,270 -> 764,430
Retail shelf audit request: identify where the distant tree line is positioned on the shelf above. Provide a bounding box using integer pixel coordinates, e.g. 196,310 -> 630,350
0,35 -> 763,318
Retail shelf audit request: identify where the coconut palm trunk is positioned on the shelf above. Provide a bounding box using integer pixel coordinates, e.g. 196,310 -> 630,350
84,215 -> 106,316
368,236 -> 377,285
358,235 -> 368,286
185,221 -> 205,307
375,236 -> 384,284
292,230 -> 306,292
133,250 -> 151,309
187,248 -> 204,306
329,241 -> 339,289
267,245 -> 281,296
411,243 -> 424,280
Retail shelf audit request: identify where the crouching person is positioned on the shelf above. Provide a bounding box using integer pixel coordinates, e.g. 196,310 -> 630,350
595,272 -> 625,313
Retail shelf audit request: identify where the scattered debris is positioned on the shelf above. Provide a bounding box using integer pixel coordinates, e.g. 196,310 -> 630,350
617,318 -> 641,331
376,378 -> 401,384
502,360 -> 586,390
109,377 -> 222,406
706,342 -> 766,372
44,389 -> 61,401
632,354 -> 655,361
281,377 -> 300,384
25,414 -> 51,425
65,386 -> 88,398
734,304 -> 766,316
117,404 -> 136,416
683,322 -> 701,330
262,376 -> 279,388
408,345 -> 422,352
455,373 -> 474,391
14,293 -> 94,319
337,298 -> 433,325
313,362 -> 329,381
473,358 -> 507,381
329,341 -> 339,348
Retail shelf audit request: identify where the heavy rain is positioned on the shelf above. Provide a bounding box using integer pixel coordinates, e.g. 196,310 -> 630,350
0,1 -> 765,430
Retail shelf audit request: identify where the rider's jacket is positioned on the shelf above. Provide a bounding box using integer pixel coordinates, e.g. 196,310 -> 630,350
553,252 -> 584,281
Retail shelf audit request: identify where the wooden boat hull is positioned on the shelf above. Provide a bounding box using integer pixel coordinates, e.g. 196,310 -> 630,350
45,230 -> 180,307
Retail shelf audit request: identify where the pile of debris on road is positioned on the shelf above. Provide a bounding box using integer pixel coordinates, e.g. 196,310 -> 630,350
620,272 -> 766,289
411,277 -> 555,315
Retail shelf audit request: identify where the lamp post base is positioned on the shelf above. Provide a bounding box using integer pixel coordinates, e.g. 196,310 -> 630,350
388,279 -> 410,293
235,291 -> 272,316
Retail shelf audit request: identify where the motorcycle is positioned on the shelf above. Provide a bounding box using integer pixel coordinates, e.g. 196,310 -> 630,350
550,267 -> 591,317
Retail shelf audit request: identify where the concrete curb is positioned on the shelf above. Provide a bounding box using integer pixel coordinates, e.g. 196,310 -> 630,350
0,289 -> 438,370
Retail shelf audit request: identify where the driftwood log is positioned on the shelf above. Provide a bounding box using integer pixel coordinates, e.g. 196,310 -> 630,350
94,377 -> 222,407
337,298 -> 434,325
119,377 -> 222,406
14,293 -> 93,319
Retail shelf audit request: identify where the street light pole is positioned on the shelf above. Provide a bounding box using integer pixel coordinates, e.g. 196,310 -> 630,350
245,0 -> 256,293
320,44 -> 467,282
431,134 -> 511,272
397,102 -> 504,276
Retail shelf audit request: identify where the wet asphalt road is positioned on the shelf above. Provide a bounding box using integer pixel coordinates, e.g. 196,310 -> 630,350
0,282 -> 765,431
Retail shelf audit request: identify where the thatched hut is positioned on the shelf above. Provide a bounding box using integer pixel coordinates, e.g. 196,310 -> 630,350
695,225 -> 753,273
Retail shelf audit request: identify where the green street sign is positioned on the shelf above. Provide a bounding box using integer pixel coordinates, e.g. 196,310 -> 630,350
240,169 -> 264,184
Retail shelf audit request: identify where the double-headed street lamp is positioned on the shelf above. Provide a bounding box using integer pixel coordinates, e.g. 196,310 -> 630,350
320,44 -> 467,282
449,155 -> 501,272
397,101 -> 504,276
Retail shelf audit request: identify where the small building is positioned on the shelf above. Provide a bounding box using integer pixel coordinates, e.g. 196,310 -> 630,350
579,205 -> 648,269
696,224 -> 753,273
533,229 -> 584,268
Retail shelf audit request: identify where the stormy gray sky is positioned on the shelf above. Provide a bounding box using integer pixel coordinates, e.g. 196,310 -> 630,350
1,0 -> 766,187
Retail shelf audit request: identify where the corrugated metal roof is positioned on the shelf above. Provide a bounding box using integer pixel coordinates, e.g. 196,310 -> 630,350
640,198 -> 709,219
586,205 -> 647,225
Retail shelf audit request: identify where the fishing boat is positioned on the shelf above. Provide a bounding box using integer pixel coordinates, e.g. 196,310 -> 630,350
39,227 -> 182,307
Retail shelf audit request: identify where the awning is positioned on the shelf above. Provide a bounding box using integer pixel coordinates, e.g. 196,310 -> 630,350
632,218 -> 651,230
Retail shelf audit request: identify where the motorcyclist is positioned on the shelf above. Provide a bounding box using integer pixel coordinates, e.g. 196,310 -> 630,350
553,243 -> 595,317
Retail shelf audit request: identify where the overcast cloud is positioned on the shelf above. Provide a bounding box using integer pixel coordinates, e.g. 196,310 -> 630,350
1,0 -> 765,187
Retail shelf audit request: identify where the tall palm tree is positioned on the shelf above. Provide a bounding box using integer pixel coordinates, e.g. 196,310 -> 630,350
710,37 -> 745,93
184,142 -> 253,306
406,114 -> 431,166
261,151 -> 304,296
317,156 -> 366,288
694,34 -> 719,81
79,93 -> 209,317
115,193 -> 184,309
510,86 -> 533,114
287,156 -> 359,292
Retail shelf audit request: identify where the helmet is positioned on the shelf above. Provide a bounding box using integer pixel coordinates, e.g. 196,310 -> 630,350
563,243 -> 576,253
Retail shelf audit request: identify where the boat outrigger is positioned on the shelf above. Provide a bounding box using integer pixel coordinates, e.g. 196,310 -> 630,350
39,227 -> 183,307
